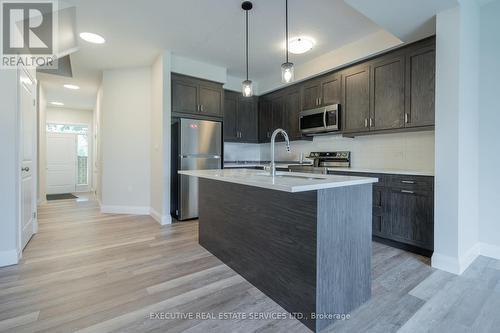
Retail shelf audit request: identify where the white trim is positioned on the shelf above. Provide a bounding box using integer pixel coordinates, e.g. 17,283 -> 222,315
459,243 -> 481,273
480,242 -> 500,260
431,252 -> 461,275
432,243 -> 481,275
100,205 -> 150,215
0,249 -> 19,267
149,208 -> 172,226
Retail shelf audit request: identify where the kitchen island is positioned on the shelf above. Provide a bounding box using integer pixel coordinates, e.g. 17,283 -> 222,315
179,169 -> 378,332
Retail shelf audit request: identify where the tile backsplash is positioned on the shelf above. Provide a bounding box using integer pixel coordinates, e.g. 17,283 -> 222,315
225,130 -> 435,173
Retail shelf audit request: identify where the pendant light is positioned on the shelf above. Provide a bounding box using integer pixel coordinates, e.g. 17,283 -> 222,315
281,0 -> 294,83
242,1 -> 253,97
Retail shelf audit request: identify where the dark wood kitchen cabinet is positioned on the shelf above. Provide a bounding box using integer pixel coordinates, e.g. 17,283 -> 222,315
328,170 -> 434,256
370,53 -> 406,131
258,98 -> 273,142
341,64 -> 371,134
301,73 -> 341,110
223,90 -> 258,143
283,87 -> 302,140
405,41 -> 436,128
172,73 -> 223,118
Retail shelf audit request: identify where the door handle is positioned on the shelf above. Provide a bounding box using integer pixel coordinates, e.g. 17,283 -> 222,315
401,180 -> 416,184
323,109 -> 328,129
22,167 -> 30,172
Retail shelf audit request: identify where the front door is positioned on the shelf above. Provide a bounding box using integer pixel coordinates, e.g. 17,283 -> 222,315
46,133 -> 77,195
19,68 -> 37,250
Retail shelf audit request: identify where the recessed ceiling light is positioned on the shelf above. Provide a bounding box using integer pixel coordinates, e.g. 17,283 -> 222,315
79,32 -> 106,44
50,102 -> 64,106
63,84 -> 80,90
288,36 -> 315,54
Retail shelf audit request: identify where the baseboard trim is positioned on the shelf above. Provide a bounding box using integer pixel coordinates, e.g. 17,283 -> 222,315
480,242 -> 500,260
432,243 -> 481,275
0,249 -> 19,267
431,252 -> 461,275
101,205 -> 150,215
149,208 -> 172,225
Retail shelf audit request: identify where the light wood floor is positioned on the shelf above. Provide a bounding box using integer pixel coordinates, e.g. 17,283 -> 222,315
0,198 -> 499,333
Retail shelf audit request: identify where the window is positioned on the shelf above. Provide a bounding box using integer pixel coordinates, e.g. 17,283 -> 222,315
77,135 -> 89,185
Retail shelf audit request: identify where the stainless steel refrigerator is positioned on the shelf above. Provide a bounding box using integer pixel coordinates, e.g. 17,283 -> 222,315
171,118 -> 222,221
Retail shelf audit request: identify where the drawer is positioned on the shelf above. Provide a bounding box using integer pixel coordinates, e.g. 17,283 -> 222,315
389,175 -> 434,191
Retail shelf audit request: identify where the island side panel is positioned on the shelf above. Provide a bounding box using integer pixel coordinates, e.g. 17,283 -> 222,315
198,178 -> 318,330
316,184 -> 373,332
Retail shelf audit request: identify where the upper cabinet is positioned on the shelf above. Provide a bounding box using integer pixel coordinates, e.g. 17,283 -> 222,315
342,64 -> 371,133
172,73 -> 224,118
223,90 -> 258,143
370,53 -> 406,131
301,73 -> 341,110
405,41 -> 436,128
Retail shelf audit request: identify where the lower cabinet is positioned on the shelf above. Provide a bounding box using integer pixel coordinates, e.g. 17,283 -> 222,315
329,171 -> 434,256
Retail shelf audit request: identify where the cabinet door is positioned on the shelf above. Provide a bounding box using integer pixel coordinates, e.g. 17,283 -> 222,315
371,55 -> 405,130
223,91 -> 239,142
172,79 -> 198,114
342,65 -> 371,133
199,85 -> 222,117
238,96 -> 259,143
372,186 -> 389,238
271,95 -> 285,133
321,74 -> 341,106
405,44 -> 435,127
388,189 -> 434,250
302,80 -> 321,110
259,99 -> 273,142
284,89 -> 302,140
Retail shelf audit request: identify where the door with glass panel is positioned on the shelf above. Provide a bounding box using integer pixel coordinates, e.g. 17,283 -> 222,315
46,124 -> 90,194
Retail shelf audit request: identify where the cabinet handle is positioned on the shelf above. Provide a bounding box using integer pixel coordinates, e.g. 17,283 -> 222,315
364,118 -> 368,128
401,180 -> 415,184
370,118 -> 374,127
405,113 -> 409,124
197,105 -> 200,111
401,190 -> 415,194
200,105 -> 204,112
318,97 -> 322,106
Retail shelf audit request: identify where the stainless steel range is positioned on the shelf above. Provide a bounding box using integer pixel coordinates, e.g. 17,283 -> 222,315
289,151 -> 350,174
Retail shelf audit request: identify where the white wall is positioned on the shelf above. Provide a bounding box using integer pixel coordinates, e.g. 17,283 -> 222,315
258,30 -> 402,94
433,1 -> 481,275
0,70 -> 20,266
46,107 -> 93,125
479,0 -> 500,258
149,52 -> 173,225
100,67 -> 152,214
38,85 -> 47,203
93,85 -> 103,201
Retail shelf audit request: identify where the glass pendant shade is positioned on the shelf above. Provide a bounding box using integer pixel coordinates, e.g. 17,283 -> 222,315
242,79 -> 253,97
281,62 -> 294,83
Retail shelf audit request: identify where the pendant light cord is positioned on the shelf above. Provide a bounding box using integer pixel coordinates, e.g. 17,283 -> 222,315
246,10 -> 249,81
285,0 -> 289,63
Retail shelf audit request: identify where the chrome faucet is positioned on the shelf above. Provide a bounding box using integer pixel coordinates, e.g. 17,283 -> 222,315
270,128 -> 291,177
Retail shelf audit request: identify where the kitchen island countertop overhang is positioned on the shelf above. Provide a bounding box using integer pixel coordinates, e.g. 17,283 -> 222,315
178,169 -> 378,192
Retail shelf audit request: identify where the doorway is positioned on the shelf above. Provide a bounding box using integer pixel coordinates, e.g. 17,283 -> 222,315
46,123 -> 91,196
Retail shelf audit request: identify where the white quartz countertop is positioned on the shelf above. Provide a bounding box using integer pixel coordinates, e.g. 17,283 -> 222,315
179,169 -> 378,193
327,167 -> 434,177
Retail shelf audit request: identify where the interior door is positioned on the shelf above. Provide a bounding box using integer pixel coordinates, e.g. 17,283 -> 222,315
19,68 -> 37,250
46,133 -> 77,194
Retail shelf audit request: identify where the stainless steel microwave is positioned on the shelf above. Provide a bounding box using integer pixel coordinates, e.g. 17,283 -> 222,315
299,104 -> 340,135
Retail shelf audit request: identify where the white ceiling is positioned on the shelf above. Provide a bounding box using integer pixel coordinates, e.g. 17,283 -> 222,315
39,0 -> 454,109
65,0 -> 382,78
